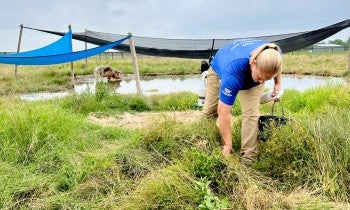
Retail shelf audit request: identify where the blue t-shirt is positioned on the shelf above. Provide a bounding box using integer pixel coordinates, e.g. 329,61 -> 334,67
210,39 -> 266,106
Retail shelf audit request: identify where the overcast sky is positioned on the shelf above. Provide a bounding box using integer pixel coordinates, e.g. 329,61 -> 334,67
1,0 -> 349,52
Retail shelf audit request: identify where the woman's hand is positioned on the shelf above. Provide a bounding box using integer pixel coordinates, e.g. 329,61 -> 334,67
272,83 -> 281,101
272,72 -> 282,101
222,144 -> 232,157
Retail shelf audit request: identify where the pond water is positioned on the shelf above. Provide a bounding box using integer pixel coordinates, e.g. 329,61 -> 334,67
20,74 -> 345,101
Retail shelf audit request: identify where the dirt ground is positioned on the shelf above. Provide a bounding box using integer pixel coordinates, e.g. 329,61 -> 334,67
88,110 -> 203,129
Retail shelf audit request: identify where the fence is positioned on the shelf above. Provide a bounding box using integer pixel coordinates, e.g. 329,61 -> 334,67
288,46 -> 348,54
90,51 -> 127,60
312,46 -> 345,53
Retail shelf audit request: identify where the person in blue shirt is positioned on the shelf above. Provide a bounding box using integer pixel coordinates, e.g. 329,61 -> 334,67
202,39 -> 282,166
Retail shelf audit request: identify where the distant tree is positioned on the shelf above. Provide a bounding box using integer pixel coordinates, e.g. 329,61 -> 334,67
328,39 -> 347,47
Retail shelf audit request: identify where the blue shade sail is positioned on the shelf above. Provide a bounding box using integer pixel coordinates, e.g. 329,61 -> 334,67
2,30 -> 73,57
0,31 -> 131,65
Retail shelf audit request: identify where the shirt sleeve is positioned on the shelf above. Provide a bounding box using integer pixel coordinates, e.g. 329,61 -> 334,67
218,60 -> 246,105
219,75 -> 240,105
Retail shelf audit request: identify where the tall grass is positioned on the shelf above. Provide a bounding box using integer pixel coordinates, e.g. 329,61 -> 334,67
0,98 -> 139,209
257,85 -> 350,201
0,100 -> 95,165
1,84 -> 350,209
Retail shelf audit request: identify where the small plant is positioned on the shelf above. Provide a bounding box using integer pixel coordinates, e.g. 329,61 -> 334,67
185,148 -> 227,189
127,95 -> 151,111
95,82 -> 110,102
196,178 -> 229,210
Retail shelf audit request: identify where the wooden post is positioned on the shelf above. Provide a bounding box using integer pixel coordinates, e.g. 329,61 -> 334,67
128,32 -> 142,96
84,29 -> 87,70
15,24 -> 24,78
69,25 -> 75,86
348,37 -> 350,73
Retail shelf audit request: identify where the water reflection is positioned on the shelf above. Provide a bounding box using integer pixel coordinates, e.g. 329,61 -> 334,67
117,75 -> 202,95
265,75 -> 344,91
113,74 -> 345,95
20,74 -> 345,101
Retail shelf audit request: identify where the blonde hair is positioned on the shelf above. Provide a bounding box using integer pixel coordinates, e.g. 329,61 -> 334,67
249,43 -> 282,74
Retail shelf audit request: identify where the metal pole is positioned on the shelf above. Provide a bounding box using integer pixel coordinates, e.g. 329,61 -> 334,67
85,29 -> 87,70
69,25 -> 75,86
15,24 -> 24,78
128,32 -> 142,96
348,37 -> 350,73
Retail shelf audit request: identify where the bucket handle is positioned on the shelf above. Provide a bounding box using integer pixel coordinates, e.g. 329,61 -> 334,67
271,101 -> 285,116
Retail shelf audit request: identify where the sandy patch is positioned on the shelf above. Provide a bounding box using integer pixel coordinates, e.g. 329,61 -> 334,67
88,110 -> 203,129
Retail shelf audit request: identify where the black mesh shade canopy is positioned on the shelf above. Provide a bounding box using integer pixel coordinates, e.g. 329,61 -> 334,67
25,19 -> 350,59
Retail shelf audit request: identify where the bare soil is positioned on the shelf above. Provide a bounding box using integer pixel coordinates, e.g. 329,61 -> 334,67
88,110 -> 203,129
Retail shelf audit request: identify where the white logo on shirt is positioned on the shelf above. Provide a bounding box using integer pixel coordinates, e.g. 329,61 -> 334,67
222,87 -> 232,97
230,39 -> 259,51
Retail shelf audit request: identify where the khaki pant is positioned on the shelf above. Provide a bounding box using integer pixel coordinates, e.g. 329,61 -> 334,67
202,68 -> 264,161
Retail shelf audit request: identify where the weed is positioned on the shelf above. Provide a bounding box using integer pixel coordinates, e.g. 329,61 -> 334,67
196,178 -> 230,210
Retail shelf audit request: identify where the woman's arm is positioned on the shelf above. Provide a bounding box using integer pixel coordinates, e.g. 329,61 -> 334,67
272,71 -> 282,98
217,100 -> 233,156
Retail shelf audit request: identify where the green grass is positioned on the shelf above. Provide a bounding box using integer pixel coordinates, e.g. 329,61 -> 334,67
283,52 -> 349,76
0,83 -> 350,209
59,83 -> 199,116
0,51 -> 350,208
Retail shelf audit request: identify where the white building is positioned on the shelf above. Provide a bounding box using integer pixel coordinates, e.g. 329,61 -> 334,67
312,44 -> 344,53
